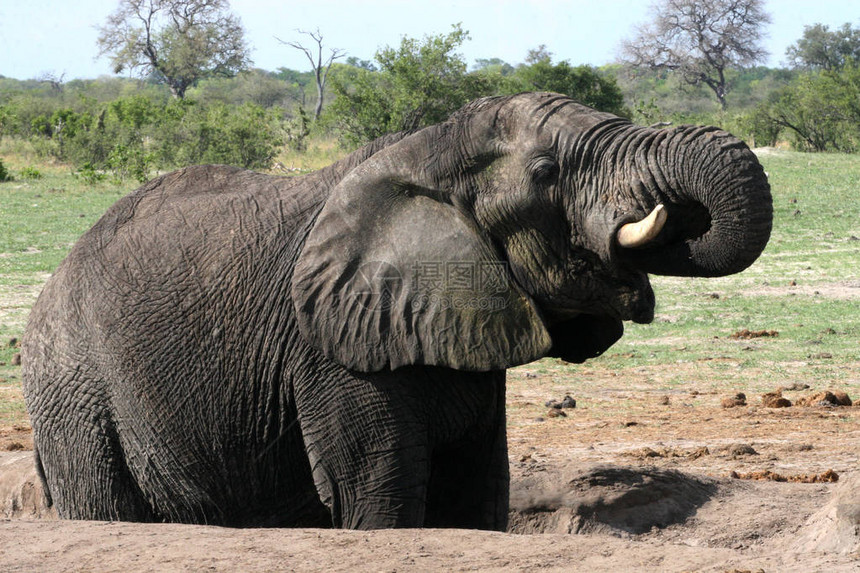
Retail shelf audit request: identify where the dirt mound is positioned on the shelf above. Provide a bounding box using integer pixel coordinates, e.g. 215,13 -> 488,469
508,465 -> 717,536
794,472 -> 860,555
0,453 -> 857,571
0,451 -> 54,519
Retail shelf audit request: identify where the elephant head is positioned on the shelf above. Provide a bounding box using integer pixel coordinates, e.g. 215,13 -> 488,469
292,93 -> 772,372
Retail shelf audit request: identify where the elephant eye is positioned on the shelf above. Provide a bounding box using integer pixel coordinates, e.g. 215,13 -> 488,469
530,157 -> 559,185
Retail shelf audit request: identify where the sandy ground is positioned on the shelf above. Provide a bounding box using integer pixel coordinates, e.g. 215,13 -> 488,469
1,364 -> 858,572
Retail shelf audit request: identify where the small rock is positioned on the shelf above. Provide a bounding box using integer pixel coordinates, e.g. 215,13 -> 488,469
546,409 -> 567,418
659,395 -> 670,406
545,395 -> 576,409
5,442 -> 24,452
726,443 -> 758,457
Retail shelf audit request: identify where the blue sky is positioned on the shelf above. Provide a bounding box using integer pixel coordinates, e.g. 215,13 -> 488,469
1,0 -> 858,81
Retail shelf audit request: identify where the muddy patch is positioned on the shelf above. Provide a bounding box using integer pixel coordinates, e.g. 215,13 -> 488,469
508,465 -> 717,535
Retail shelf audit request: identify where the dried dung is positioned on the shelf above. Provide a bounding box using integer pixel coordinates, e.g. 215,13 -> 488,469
795,390 -> 853,407
730,329 -> 779,340
730,469 -> 838,483
721,393 -> 747,408
761,390 -> 791,408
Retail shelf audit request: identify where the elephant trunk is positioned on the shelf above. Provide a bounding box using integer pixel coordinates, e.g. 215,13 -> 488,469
612,125 -> 773,278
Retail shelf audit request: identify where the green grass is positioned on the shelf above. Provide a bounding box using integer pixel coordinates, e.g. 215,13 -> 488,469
0,146 -> 858,425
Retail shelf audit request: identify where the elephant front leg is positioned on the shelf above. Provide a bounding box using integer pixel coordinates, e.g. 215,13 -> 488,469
295,374 -> 434,529
304,437 -> 431,529
424,379 -> 510,531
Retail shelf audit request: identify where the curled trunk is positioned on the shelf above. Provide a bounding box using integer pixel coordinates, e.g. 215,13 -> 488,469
604,124 -> 772,277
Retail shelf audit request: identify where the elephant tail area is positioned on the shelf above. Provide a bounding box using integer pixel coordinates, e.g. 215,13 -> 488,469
33,446 -> 53,508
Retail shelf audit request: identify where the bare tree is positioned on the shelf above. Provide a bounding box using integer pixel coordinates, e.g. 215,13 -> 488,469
621,0 -> 771,110
38,72 -> 66,93
278,29 -> 345,120
97,0 -> 251,99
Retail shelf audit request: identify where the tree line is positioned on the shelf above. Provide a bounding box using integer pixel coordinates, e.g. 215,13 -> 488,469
1,0 -> 859,183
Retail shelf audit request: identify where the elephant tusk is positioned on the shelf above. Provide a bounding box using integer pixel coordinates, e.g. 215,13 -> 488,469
617,204 -> 667,249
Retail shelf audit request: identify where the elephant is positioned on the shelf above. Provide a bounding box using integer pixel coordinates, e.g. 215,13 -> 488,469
22,92 -> 772,530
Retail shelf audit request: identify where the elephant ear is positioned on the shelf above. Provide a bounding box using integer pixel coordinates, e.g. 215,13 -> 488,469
292,158 -> 552,372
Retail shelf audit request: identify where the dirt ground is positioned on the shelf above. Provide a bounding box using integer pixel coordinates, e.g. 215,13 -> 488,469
1,364 -> 858,572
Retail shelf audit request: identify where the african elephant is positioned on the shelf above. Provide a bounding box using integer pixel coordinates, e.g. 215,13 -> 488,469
22,92 -> 772,530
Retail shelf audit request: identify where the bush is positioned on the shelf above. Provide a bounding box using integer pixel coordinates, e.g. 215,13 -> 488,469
73,162 -> 106,185
19,166 -> 42,179
284,106 -> 311,152
506,58 -> 627,117
0,159 -> 12,182
155,101 -> 284,169
17,92 -> 286,173
328,25 -> 493,147
754,63 -> 860,152
108,144 -> 152,183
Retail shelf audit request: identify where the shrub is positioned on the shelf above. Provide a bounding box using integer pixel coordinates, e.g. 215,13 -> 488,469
73,162 -> 106,185
328,25 -> 492,147
19,166 -> 42,179
754,63 -> 860,152
107,143 -> 152,183
157,101 -> 283,169
0,159 -> 12,182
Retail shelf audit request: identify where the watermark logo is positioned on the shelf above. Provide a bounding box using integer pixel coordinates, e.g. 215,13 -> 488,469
352,261 -> 403,312
353,260 -> 511,312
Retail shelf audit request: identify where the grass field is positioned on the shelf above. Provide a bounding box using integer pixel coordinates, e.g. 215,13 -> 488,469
0,146 -> 858,430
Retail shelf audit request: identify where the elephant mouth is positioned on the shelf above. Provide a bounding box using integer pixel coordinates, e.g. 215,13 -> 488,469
608,272 -> 656,324
545,313 -> 625,363
542,269 -> 656,326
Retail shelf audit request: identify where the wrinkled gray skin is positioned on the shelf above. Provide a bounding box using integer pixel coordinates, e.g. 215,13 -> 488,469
23,93 -> 772,530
